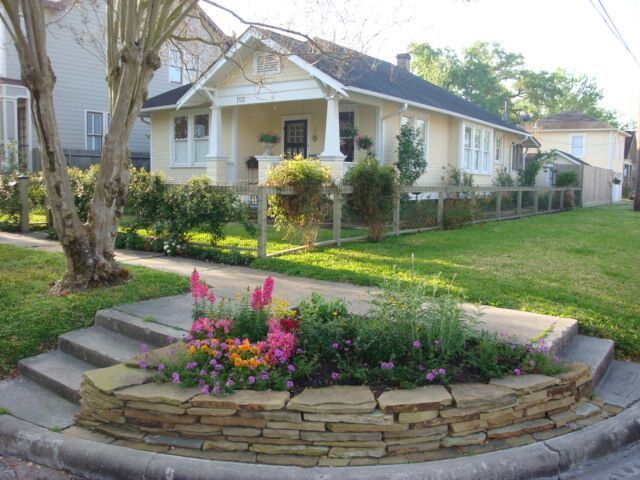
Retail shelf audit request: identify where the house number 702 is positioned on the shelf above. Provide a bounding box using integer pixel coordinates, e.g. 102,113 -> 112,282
236,96 -> 246,103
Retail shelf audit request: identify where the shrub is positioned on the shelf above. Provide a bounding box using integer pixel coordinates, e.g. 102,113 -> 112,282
265,156 -> 332,245
67,165 -> 99,222
0,171 -> 46,225
442,166 -> 474,188
556,170 -> 579,187
395,124 -> 426,186
126,168 -> 167,231
493,167 -> 514,187
342,156 -> 396,241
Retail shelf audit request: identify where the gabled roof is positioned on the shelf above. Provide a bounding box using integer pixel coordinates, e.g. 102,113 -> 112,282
142,28 -> 527,135
552,149 -> 590,166
527,112 -> 616,131
142,83 -> 192,111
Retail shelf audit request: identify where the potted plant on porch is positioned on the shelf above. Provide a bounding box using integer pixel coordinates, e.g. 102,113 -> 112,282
258,132 -> 280,155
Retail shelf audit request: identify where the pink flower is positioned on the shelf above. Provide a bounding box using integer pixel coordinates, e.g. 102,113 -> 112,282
331,372 -> 340,381
438,368 -> 446,375
262,277 -> 274,304
251,287 -> 265,310
426,373 -> 435,381
412,340 -> 421,349
514,368 -> 521,376
266,318 -> 296,365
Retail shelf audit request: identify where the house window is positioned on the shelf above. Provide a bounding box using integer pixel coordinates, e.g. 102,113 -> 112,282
169,48 -> 183,84
511,144 -> 524,171
401,115 -> 411,127
570,134 -> 585,158
339,111 -> 356,162
86,111 -> 103,152
253,52 -> 281,75
495,135 -> 503,163
415,118 -> 428,162
462,124 -> 491,174
172,112 -> 210,166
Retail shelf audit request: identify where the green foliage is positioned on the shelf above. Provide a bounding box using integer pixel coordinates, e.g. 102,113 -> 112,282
126,168 -> 166,231
265,156 -> 332,245
0,171 -> 45,225
67,166 -> 99,222
494,167 -> 515,187
342,156 -> 396,241
442,166 -> 474,187
556,170 -> 579,187
409,41 -> 619,126
395,124 -> 426,186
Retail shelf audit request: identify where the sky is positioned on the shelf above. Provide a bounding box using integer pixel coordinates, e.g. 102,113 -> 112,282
200,0 -> 640,125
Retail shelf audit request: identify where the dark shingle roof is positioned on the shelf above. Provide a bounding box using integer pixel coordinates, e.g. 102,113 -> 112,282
143,83 -> 192,109
143,29 -> 526,134
529,112 -> 614,130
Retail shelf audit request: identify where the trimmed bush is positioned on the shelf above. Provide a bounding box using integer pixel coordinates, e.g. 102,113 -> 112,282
265,156 -> 332,245
343,156 -> 396,241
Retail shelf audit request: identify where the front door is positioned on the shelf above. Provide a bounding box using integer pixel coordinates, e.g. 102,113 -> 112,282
283,120 -> 307,158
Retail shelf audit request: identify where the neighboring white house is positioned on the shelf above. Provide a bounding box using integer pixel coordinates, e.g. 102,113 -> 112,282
0,0 -> 225,171
141,28 -> 536,186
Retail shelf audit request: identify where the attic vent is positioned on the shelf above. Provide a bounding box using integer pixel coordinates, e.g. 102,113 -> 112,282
253,52 -> 281,75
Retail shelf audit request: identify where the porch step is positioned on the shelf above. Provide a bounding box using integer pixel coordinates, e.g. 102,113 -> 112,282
95,308 -> 185,347
595,360 -> 640,409
58,326 -> 144,368
561,334 -> 614,386
18,350 -> 94,404
0,377 -> 77,429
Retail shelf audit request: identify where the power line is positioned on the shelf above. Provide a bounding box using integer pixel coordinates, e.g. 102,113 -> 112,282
588,0 -> 640,68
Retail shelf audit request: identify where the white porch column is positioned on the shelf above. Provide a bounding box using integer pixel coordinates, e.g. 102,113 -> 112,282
206,105 -> 227,184
319,94 -> 345,181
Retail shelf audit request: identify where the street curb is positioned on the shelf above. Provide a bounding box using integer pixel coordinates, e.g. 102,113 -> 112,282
1,402 -> 639,480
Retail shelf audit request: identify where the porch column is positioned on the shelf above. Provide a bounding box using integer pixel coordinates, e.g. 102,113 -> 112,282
206,105 -> 227,184
319,94 -> 345,181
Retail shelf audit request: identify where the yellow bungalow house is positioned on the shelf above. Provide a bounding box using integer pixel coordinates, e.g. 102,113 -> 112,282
141,28 -> 535,186
524,112 -> 630,201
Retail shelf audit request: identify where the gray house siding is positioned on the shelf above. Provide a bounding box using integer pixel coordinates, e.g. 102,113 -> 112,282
0,1 -> 222,170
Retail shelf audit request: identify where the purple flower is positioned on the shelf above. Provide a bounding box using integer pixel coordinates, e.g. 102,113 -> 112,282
171,372 -> 181,384
200,384 -> 210,395
528,360 -> 536,368
247,376 -> 256,385
514,368 -> 521,376
438,368 -> 446,375
286,380 -> 294,390
139,343 -> 148,353
167,336 -> 175,344
138,359 -> 147,369
380,361 -> 395,370
433,339 -> 440,345
344,340 -> 352,345
168,347 -> 177,356
412,339 -> 421,349
157,363 -> 165,372
296,348 -> 304,354
185,334 -> 193,342
287,364 -> 296,374
226,378 -> 234,387
186,361 -> 198,369
215,364 -> 224,371
259,371 -> 270,380
199,369 -> 207,376
212,382 -> 221,395
209,359 -> 218,366
210,370 -> 219,377
418,364 -> 425,371
510,344 -> 517,350
331,372 -> 340,381
331,342 -> 339,350
426,373 -> 435,381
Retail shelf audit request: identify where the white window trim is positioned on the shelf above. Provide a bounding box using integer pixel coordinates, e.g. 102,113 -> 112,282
494,134 -> 503,164
170,108 -> 210,168
84,110 -> 105,152
339,105 -> 358,161
460,122 -> 492,175
414,115 -> 429,165
570,133 -> 586,158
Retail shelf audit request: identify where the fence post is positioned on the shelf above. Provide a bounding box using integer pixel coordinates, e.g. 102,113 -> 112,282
533,190 -> 539,214
392,185 -> 400,236
18,174 -> 29,233
257,186 -> 267,259
548,190 -> 553,212
516,190 -> 522,216
496,191 -> 502,219
559,188 -> 564,210
333,186 -> 342,246
437,190 -> 445,227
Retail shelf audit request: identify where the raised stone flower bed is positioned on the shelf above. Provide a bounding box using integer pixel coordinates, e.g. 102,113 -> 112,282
74,356 -> 601,467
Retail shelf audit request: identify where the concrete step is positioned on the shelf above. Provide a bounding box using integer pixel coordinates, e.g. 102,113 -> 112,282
18,350 -> 94,404
58,326 -> 144,368
595,360 -> 640,409
95,308 -> 185,347
560,334 -> 614,386
0,377 -> 77,429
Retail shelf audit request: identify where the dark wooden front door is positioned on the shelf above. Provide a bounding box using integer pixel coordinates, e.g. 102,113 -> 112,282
283,120 -> 307,158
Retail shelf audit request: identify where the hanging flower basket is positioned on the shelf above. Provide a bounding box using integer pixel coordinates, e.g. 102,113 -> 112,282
356,134 -> 374,151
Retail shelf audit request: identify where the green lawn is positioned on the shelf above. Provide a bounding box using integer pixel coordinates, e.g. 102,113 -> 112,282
0,245 -> 189,376
253,204 -> 640,360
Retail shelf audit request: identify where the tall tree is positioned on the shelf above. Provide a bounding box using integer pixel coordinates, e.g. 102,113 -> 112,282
409,41 -> 620,126
0,0 -> 200,293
